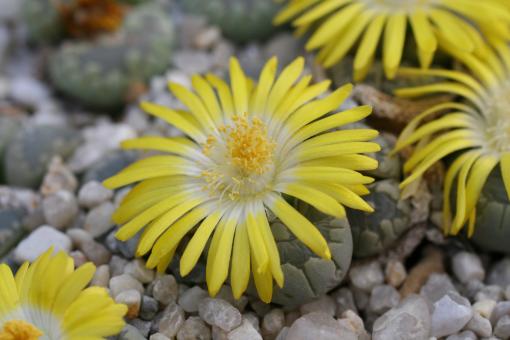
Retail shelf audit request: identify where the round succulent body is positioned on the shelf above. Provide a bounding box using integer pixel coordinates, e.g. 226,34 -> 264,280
347,179 -> 412,258
179,0 -> 282,43
49,3 -> 175,110
270,203 -> 352,308
22,0 -> 64,44
471,169 -> 510,254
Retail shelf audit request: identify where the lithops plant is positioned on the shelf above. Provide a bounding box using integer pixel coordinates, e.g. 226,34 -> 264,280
471,169 -> 510,253
179,0 -> 282,43
393,41 -> 510,247
49,3 -> 175,109
270,202 -> 352,308
348,179 -> 412,258
21,0 -> 64,44
3,125 -> 80,188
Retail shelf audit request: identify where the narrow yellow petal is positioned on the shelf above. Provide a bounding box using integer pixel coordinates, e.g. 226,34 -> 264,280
294,0 -> 352,26
180,211 -> 224,277
206,74 -> 235,119
246,210 -> 269,273
273,0 -> 321,24
266,57 -> 305,116
409,10 -> 437,69
230,224 -> 250,299
192,75 -> 223,124
502,153 -> 510,199
278,183 -> 346,218
383,11 -> 407,78
255,207 -> 284,287
252,57 -> 278,116
266,193 -> 330,260
229,58 -> 249,115
354,14 -> 386,81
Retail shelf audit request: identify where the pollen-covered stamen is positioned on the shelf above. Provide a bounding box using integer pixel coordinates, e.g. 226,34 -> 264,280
361,0 -> 430,12
225,114 -> 275,176
201,114 -> 276,200
0,320 -> 43,340
484,84 -> 510,153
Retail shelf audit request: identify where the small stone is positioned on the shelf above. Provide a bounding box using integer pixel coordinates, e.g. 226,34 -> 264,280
194,26 -> 221,49
286,312 -> 356,340
42,191 -> 78,229
40,157 -> 78,196
174,50 -> 214,75
79,238 -> 111,265
140,295 -> 159,321
475,285 -> 503,302
91,264 -> 110,287
158,302 -> 185,338
118,324 -> 145,340
494,315 -> 510,339
488,259 -> 510,287
490,301 -> 510,325
14,225 -> 71,263
338,310 -> 369,339
262,309 -> 285,337
372,295 -> 431,340
243,313 -> 260,332
431,293 -> 473,337
153,274 -> 179,305
275,327 -> 288,340
285,311 -> 300,327
178,286 -> 208,313
199,298 -> 242,332
109,274 -> 144,298
368,285 -> 400,314
351,288 -> 369,311
466,312 -> 492,338
116,289 -> 141,319
473,299 -> 496,319
420,273 -> 457,303
177,316 -> 211,340
83,202 -> 115,238
78,181 -> 113,208
300,295 -> 336,316
69,250 -> 87,267
227,319 -> 261,340
385,260 -> 407,288
110,255 -> 129,277
149,333 -> 170,340
124,259 -> 155,284
129,319 -> 151,338
0,209 -> 25,258
216,286 -> 248,312
331,287 -> 357,316
452,252 -> 485,284
212,326 -> 228,340
349,261 -> 384,292
505,285 -> 510,300
10,76 -> 50,107
446,330 -> 477,340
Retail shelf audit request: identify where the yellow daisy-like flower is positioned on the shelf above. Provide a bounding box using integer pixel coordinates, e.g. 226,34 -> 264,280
104,57 -> 380,302
0,249 -> 127,340
393,40 -> 510,237
274,0 -> 510,80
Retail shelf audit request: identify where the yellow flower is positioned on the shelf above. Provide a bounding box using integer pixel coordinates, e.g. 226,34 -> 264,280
104,57 -> 380,302
0,249 -> 127,340
274,0 -> 510,80
393,40 -> 510,237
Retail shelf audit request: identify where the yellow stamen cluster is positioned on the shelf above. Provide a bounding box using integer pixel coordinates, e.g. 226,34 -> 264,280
224,114 -> 275,176
0,320 -> 43,340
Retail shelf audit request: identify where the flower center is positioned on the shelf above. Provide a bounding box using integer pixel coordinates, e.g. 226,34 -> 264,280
0,320 -> 43,340
361,0 -> 430,12
484,84 -> 510,153
202,114 -> 276,200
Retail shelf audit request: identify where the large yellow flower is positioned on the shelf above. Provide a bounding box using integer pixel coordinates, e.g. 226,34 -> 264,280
0,249 -> 127,340
274,0 -> 510,80
104,57 -> 380,302
393,40 -> 510,237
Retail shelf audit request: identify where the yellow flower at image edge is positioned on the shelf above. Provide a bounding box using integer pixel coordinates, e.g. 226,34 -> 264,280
275,0 -> 510,80
393,40 -> 510,237
0,249 -> 127,340
104,57 -> 380,302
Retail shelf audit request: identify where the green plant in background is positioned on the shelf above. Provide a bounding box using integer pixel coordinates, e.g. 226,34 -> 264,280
22,0 -> 64,44
179,0 -> 283,43
393,40 -> 510,248
49,2 -> 175,110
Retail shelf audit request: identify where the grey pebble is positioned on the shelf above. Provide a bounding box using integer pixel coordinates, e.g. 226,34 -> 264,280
199,298 -> 242,332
